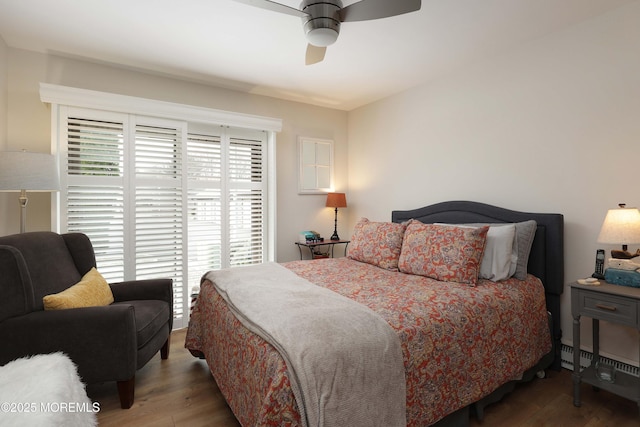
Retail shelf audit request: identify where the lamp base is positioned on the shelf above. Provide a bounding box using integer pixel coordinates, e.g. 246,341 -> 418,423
19,189 -> 28,234
330,206 -> 340,241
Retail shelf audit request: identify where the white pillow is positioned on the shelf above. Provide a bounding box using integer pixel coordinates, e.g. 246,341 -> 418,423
464,221 -> 537,280
480,224 -> 516,281
436,223 -> 516,281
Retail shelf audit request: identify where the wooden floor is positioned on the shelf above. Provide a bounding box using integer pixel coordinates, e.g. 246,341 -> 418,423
89,329 -> 639,426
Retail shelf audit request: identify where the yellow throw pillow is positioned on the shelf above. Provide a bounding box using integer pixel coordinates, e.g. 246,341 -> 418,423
43,267 -> 114,310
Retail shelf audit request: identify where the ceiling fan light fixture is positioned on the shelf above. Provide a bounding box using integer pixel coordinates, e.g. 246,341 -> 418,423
235,0 -> 422,64
306,27 -> 339,47
301,0 -> 342,47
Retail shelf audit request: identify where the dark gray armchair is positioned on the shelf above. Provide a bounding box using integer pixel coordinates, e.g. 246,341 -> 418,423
0,231 -> 173,409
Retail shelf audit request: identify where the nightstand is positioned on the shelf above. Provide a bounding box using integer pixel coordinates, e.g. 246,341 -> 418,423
571,281 -> 640,410
295,240 -> 350,260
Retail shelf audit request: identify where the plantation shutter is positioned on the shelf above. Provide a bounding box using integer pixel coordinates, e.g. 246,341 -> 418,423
133,120 -> 186,321
187,126 -> 268,271
186,131 -> 223,291
65,109 -> 127,282
228,134 -> 266,267
58,106 -> 270,329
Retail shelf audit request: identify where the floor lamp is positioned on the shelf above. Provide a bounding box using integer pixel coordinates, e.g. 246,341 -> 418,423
0,151 -> 59,233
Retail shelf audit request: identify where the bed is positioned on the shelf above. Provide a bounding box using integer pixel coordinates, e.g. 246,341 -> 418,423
185,200 -> 564,427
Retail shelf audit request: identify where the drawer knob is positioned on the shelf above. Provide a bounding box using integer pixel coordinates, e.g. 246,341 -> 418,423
595,303 -> 618,311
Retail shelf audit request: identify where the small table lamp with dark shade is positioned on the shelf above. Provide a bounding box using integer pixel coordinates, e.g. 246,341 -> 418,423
0,150 -> 60,233
326,192 -> 347,241
597,203 -> 640,259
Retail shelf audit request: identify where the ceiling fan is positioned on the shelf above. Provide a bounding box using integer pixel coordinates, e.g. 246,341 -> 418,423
233,0 -> 422,65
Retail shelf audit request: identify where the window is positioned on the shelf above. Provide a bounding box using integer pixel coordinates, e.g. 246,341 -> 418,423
298,137 -> 334,194
43,84 -> 280,329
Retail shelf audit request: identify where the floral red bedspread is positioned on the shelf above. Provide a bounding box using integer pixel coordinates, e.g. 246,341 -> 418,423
185,257 -> 551,426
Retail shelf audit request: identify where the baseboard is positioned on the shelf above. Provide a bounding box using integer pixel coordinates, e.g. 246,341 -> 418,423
561,344 -> 639,377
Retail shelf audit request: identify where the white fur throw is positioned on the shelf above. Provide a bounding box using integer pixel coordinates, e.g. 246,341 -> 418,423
0,352 -> 97,427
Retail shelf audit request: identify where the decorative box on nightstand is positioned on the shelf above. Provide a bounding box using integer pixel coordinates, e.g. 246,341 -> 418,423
570,280 -> 640,411
604,268 -> 640,288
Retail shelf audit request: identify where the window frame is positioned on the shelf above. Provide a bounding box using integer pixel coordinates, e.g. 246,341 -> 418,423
297,136 -> 334,194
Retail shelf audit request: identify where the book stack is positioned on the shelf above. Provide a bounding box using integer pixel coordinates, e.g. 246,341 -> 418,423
299,231 -> 322,243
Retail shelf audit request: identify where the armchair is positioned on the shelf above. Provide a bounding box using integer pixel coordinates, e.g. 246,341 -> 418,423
0,231 -> 173,409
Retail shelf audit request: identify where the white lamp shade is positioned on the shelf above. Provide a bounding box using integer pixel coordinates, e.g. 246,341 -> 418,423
597,207 -> 640,245
0,151 -> 59,192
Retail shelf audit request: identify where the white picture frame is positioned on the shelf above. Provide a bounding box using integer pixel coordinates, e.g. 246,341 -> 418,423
297,137 -> 334,194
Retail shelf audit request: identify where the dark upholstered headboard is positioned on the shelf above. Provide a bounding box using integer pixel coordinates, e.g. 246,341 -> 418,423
391,200 -> 564,368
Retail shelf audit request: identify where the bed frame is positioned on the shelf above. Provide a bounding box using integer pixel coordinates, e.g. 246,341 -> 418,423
391,200 -> 564,425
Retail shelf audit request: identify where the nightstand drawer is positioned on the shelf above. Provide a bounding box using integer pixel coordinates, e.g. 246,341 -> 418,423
581,292 -> 638,327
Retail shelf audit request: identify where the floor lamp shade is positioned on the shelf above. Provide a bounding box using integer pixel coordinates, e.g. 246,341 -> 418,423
0,151 -> 60,233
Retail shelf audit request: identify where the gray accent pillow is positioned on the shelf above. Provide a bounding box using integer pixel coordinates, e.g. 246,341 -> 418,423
512,220 -> 537,280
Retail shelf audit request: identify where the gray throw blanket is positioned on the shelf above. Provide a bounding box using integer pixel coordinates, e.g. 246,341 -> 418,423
204,262 -> 406,427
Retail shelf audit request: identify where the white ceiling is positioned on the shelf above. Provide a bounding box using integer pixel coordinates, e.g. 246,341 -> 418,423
0,0 -> 635,111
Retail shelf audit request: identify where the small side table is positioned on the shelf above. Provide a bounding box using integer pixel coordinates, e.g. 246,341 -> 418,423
295,240 -> 350,260
571,281 -> 640,411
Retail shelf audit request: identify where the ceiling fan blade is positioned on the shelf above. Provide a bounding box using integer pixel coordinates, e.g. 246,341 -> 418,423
305,44 -> 326,65
232,0 -> 307,18
339,0 -> 421,22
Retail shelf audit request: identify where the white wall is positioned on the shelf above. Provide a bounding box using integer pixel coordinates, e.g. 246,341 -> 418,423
0,37 -> 6,144
347,2 -> 640,365
1,48 -> 349,262
0,36 -> 10,221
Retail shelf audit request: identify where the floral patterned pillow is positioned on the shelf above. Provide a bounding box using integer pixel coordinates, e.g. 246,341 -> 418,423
347,218 -> 408,270
398,220 -> 489,285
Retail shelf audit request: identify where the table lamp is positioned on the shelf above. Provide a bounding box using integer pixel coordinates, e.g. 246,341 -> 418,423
0,150 -> 60,233
326,192 -> 347,241
596,203 -> 640,259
